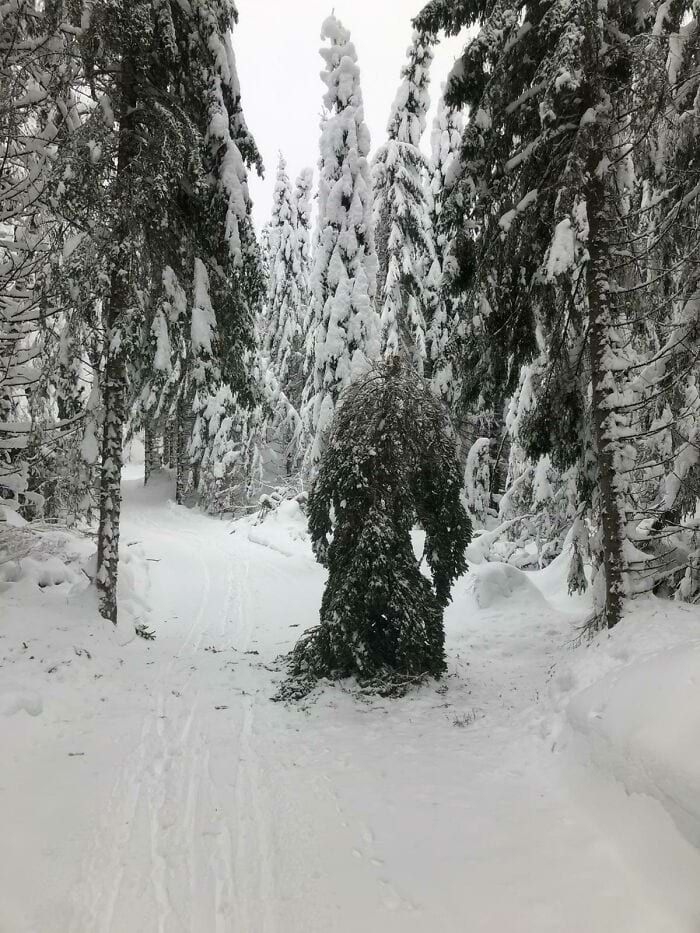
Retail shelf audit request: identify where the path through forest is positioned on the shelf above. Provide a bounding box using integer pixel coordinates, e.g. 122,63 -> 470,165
3,466 -> 700,932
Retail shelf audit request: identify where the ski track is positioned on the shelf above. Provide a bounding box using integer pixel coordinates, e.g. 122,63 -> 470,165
25,469 -> 700,933
70,491 -> 247,933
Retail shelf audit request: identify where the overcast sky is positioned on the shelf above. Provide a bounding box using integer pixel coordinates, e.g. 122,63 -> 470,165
234,0 -> 465,230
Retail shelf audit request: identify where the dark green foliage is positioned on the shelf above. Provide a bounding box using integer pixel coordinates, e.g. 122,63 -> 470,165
290,359 -> 471,689
517,369 -> 585,472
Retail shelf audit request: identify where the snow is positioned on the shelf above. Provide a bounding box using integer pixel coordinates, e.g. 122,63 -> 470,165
191,258 -> 216,364
545,218 -> 577,280
2,467 -> 700,931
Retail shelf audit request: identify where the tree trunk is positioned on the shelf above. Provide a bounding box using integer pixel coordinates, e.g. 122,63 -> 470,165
582,6 -> 626,629
175,394 -> 188,505
144,422 -> 155,485
168,420 -> 177,467
96,57 -> 137,624
162,422 -> 171,467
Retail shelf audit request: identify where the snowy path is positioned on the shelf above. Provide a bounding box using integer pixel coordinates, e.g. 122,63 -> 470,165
3,467 -> 700,932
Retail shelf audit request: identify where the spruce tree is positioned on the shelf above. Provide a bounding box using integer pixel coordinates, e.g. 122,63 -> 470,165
0,2 -> 76,517
304,15 -> 380,466
294,167 -> 314,341
290,358 -> 471,691
426,91 -> 464,394
264,154 -> 306,409
415,0 -> 648,628
373,31 -> 436,371
51,0 -> 260,621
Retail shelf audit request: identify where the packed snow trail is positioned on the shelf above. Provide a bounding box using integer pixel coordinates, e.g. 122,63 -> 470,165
2,467 -> 700,932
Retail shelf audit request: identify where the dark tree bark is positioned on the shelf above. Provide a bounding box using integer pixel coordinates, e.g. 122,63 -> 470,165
144,421 -> 161,485
175,394 -> 188,505
582,3 -> 626,628
96,55 -> 137,623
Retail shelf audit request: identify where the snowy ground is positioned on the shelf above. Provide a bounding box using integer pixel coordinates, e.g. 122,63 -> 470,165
2,466 -> 700,932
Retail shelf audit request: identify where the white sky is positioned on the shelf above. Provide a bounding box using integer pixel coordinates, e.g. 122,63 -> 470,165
234,0 -> 465,231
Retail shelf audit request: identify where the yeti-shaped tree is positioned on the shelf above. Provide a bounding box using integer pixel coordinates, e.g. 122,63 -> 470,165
293,358 -> 471,687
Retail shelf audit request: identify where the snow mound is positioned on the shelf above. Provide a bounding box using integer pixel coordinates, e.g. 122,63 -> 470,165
0,523 -> 93,589
0,684 -> 43,717
467,560 -> 548,609
0,506 -> 27,526
566,644 -> 700,848
245,498 -> 310,558
115,542 -> 153,644
553,601 -> 700,851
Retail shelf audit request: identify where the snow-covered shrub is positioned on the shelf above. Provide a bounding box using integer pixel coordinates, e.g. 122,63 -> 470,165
0,513 -> 93,590
464,437 -> 492,526
497,456 -> 578,570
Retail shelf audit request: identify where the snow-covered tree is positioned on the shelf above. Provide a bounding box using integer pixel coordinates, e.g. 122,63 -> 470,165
264,154 -> 306,409
290,358 -> 471,691
294,166 -> 314,316
426,91 -> 464,394
464,437 -> 491,526
0,3 -> 79,518
373,31 -> 436,371
428,92 -> 464,262
49,0 -> 261,621
304,15 -> 380,465
415,0 -> 649,628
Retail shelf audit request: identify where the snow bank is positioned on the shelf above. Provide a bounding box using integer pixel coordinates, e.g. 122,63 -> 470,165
466,560 -> 548,609
0,522 -> 93,589
1,518 -> 153,651
244,498 -> 311,559
0,683 -> 43,717
115,541 -> 153,645
551,600 -> 700,850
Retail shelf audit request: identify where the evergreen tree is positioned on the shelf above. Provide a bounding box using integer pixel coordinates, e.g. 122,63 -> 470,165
304,15 -> 380,465
415,0 -> 649,628
0,2 -> 77,517
464,437 -> 491,527
291,358 -> 471,690
373,31 -> 436,371
428,91 -> 464,265
264,154 -> 306,409
52,0 -> 260,621
294,167 -> 314,341
426,91 -> 464,395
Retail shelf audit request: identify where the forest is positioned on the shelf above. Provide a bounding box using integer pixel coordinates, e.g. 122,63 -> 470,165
2,1 -> 700,930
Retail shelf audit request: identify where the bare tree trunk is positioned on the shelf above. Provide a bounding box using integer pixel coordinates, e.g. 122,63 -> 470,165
96,57 -> 137,624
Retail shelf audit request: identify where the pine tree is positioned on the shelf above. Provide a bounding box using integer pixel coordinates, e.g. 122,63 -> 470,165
0,2 -> 77,518
304,15 -> 380,466
426,91 -> 464,394
415,0 -> 649,628
373,31 -> 436,371
51,0 -> 260,621
264,154 -> 306,408
428,91 -> 464,264
294,167 -> 314,341
290,358 -> 471,691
